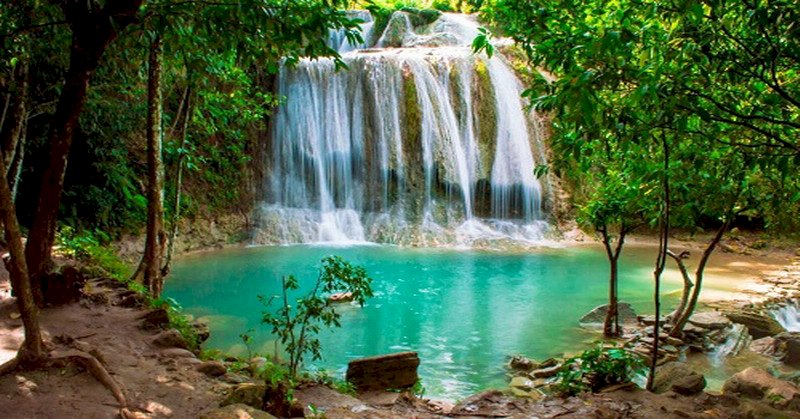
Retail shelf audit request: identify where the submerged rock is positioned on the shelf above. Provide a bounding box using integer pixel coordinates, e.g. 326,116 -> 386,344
725,311 -> 786,339
580,302 -> 637,324
723,367 -> 800,411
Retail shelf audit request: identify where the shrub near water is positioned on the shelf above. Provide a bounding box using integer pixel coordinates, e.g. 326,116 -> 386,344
554,345 -> 646,395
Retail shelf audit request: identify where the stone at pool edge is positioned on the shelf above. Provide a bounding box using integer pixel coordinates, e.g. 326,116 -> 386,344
723,367 -> 800,411
724,310 -> 786,339
652,362 -> 706,395
579,302 -> 637,325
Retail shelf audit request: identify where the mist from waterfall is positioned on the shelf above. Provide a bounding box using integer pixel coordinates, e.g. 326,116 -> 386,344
257,12 -> 552,246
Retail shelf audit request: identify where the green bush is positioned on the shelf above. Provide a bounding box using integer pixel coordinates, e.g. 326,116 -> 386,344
56,226 -> 131,282
554,345 -> 645,395
260,256 -> 374,378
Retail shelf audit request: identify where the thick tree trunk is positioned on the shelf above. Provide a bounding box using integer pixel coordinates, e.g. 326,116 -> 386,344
0,154 -> 46,368
1,62 -> 28,175
24,0 -> 143,303
142,36 -> 166,298
666,250 -> 693,322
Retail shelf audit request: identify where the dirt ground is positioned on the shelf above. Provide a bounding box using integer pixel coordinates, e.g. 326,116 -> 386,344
0,278 -> 226,418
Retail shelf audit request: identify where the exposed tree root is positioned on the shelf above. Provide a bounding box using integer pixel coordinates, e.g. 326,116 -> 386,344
51,349 -> 127,407
0,357 -> 20,376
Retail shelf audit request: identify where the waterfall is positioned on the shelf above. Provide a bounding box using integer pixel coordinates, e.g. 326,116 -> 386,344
257,12 -> 552,246
772,300 -> 800,331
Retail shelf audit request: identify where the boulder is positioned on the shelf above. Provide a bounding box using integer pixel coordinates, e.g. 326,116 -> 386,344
580,302 -> 637,324
346,351 -> 419,391
653,362 -> 705,395
197,360 -> 227,377
723,367 -> 800,411
689,311 -> 731,330
138,308 -> 170,330
510,376 -> 535,392
725,311 -> 786,339
200,404 -> 276,419
193,321 -> 210,344
377,12 -> 414,48
152,329 -> 188,349
531,364 -> 561,379
221,383 -> 266,409
750,336 -> 781,358
776,332 -> 800,366
508,355 -> 537,372
160,348 -> 196,359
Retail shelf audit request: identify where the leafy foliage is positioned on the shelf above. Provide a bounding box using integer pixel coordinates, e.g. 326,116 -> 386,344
261,256 -> 374,377
554,345 -> 645,395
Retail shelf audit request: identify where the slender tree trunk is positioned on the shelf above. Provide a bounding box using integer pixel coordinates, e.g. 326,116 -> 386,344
162,87 -> 192,277
600,226 -> 626,338
1,62 -> 28,174
670,218 -> 730,335
647,133 -> 670,391
0,154 -> 46,368
24,0 -> 143,302
9,116 -> 26,202
666,250 -> 693,322
142,36 -> 166,298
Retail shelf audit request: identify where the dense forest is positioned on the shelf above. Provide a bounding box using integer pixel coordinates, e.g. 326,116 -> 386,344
0,0 -> 799,417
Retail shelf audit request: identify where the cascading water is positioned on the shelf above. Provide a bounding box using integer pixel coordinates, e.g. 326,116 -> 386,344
772,300 -> 800,331
257,11 -> 552,246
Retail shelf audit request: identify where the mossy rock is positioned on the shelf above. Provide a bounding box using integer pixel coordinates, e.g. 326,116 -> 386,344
399,7 -> 442,26
472,58 -> 497,179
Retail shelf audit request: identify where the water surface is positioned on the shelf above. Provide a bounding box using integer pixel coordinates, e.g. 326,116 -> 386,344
165,244 -> 712,399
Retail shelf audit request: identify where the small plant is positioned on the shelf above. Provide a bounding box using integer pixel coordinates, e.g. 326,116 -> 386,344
411,379 -> 426,398
554,345 -> 645,395
311,371 -> 357,396
260,256 -> 373,378
240,328 -> 256,360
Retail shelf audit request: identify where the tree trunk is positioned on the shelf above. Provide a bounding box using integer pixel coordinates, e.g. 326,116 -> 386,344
1,61 -> 28,175
142,36 -> 166,298
669,219 -> 730,335
0,153 -> 46,368
162,87 -> 192,278
9,115 -> 26,201
24,0 -> 143,303
666,250 -> 693,322
647,133 -> 670,392
600,226 -> 626,338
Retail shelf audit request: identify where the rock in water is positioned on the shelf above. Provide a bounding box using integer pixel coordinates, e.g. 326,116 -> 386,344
688,311 -> 731,330
346,351 -> 420,391
580,302 -> 637,324
725,311 -> 786,339
723,367 -> 800,411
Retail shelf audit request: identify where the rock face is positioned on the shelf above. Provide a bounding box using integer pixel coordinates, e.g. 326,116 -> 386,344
750,332 -> 800,366
725,311 -> 786,339
200,404 -> 276,419
723,367 -> 800,411
221,383 -> 266,409
346,351 -> 420,391
579,302 -> 637,324
652,362 -> 706,395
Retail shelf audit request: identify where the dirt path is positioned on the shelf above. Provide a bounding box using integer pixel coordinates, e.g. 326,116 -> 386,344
0,278 -> 227,418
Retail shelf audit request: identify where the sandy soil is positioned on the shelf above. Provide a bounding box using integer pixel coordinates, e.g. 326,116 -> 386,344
0,279 -> 226,418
